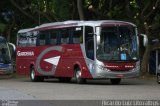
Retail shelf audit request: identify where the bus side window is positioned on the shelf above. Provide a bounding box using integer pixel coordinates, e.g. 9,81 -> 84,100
85,26 -> 94,60
28,37 -> 36,46
49,30 -> 58,45
39,33 -> 45,46
73,27 -> 83,44
18,31 -> 37,47
60,28 -> 69,44
18,34 -> 27,47
37,31 -> 49,46
28,32 -> 37,46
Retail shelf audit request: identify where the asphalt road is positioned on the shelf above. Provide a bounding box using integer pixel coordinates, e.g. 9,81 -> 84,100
0,75 -> 160,106
0,75 -> 160,100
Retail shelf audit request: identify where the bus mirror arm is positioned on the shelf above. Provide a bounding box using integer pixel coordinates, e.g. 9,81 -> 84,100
140,34 -> 148,47
96,34 -> 100,45
8,43 -> 16,52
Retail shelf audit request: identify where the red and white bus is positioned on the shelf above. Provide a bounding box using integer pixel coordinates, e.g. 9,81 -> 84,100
16,20 -> 140,84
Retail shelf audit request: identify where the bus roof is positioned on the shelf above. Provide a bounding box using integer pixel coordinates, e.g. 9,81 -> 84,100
17,28 -> 36,34
18,20 -> 136,33
78,20 -> 136,27
40,20 -> 136,26
36,20 -> 136,30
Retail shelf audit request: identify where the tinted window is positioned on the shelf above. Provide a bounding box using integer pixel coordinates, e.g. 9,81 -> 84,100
85,26 -> 94,60
38,32 -> 46,46
60,28 -> 69,44
73,27 -> 83,44
49,30 -> 58,45
18,31 -> 38,47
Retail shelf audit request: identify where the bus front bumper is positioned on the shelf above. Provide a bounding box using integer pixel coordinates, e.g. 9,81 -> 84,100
0,68 -> 13,75
96,70 -> 139,79
92,66 -> 140,79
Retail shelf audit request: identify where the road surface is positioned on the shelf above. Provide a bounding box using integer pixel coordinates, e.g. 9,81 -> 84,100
0,76 -> 159,106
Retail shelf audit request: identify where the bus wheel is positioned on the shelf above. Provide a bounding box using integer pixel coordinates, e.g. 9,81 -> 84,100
59,77 -> 71,83
157,74 -> 160,84
75,68 -> 86,84
110,78 -> 121,85
30,67 -> 44,82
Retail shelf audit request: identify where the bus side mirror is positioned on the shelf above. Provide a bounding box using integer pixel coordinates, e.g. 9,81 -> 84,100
140,34 -> 148,47
96,27 -> 101,45
97,35 -> 100,45
9,43 -> 16,52
8,43 -> 16,57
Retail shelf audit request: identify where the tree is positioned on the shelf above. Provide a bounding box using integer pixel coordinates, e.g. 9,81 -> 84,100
1,0 -> 77,42
77,0 -> 85,20
0,0 -> 160,76
136,0 -> 160,76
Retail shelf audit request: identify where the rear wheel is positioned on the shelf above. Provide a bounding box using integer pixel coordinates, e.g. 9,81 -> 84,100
75,67 -> 86,84
30,67 -> 44,82
110,78 -> 121,85
157,74 -> 160,84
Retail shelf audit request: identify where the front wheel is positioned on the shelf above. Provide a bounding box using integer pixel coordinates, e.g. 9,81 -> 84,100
110,78 -> 121,85
30,67 -> 44,82
157,74 -> 160,84
75,68 -> 86,84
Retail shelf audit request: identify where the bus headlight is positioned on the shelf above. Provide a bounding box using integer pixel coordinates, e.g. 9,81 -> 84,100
131,62 -> 140,72
97,65 -> 110,72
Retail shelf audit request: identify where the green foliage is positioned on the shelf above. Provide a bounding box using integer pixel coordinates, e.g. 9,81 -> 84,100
0,23 -> 6,33
0,0 -> 160,42
53,0 -> 73,20
130,0 -> 139,8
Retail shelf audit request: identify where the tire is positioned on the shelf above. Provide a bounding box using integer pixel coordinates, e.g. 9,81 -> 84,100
59,77 -> 71,83
110,78 -> 121,85
157,74 -> 160,84
75,67 -> 86,84
30,67 -> 44,82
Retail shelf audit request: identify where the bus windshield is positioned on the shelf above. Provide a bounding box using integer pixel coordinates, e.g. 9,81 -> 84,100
0,38 -> 11,64
96,26 -> 139,61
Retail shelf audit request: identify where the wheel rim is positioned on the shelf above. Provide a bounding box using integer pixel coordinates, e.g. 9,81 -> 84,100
76,70 -> 81,80
31,69 -> 35,80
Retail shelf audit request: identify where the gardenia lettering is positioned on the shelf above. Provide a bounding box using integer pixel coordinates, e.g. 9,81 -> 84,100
17,51 -> 34,56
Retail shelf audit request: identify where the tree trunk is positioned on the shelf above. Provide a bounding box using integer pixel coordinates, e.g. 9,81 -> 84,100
141,23 -> 151,76
3,17 -> 15,42
141,44 -> 151,76
77,0 -> 85,20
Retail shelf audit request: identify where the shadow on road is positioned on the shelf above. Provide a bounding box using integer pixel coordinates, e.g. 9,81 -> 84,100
40,78 -> 157,86
1,73 -> 157,86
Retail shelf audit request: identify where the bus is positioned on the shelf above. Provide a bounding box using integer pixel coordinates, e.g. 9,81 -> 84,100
16,20 -> 141,84
0,36 -> 15,75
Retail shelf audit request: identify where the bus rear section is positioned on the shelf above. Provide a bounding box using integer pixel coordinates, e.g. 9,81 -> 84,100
16,20 -> 140,84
